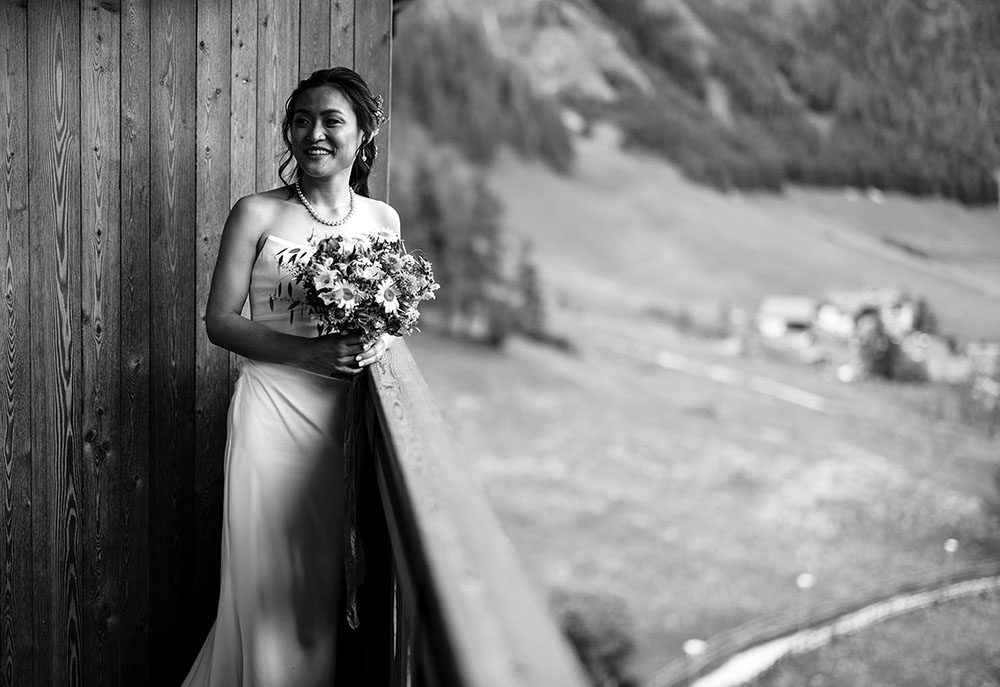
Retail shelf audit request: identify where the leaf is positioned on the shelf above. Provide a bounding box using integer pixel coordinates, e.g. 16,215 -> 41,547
269,296 -> 274,311
289,283 -> 294,298
288,300 -> 301,310
278,282 -> 283,297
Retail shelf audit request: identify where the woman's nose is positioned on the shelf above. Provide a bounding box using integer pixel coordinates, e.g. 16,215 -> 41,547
308,123 -> 325,141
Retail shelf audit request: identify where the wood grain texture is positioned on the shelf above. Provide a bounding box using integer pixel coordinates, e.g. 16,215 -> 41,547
353,0 -> 391,201
27,1 -> 83,685
375,445 -> 420,686
374,433 -> 451,687
0,3 -> 32,686
330,0 -> 355,68
369,340 -> 590,687
299,0 -> 331,78
119,0 -> 151,681
230,0 -> 256,203
149,0 -> 198,683
3,1 -> 403,683
229,0 -> 256,384
256,0 -> 299,191
80,2 -> 122,684
194,0 -> 230,644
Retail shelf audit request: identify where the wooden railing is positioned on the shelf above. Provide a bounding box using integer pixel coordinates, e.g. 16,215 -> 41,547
339,339 -> 590,686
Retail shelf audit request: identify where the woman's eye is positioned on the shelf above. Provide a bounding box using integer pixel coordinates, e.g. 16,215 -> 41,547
294,117 -> 310,127
325,119 -> 342,127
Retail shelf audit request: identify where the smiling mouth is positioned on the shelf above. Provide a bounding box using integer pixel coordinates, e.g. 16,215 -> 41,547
305,147 -> 332,156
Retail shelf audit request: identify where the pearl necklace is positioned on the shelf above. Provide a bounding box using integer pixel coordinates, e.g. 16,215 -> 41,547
294,178 -> 355,227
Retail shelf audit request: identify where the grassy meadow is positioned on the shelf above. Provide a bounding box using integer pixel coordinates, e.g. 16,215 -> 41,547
405,128 -> 1000,680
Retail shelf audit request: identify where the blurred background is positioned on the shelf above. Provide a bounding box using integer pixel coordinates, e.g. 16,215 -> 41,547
388,0 -> 1000,685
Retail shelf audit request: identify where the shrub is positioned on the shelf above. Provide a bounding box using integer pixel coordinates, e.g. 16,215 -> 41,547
390,121 -> 564,346
551,590 -> 639,687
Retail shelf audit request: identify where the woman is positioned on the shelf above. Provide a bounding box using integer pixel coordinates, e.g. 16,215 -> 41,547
181,67 -> 395,687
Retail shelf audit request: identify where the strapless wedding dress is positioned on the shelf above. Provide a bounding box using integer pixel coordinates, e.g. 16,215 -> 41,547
181,235 -> 353,687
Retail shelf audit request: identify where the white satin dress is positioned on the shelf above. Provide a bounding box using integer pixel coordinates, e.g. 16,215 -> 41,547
181,234 -> 352,687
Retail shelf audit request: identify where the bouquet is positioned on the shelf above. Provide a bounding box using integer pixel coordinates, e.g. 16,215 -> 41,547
270,228 -> 439,343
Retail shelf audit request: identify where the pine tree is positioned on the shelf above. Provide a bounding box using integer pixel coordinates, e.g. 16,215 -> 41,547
516,240 -> 547,338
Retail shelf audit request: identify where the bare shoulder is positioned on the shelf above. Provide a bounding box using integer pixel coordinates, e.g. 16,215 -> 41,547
233,187 -> 291,220
359,196 -> 401,236
226,187 -> 292,240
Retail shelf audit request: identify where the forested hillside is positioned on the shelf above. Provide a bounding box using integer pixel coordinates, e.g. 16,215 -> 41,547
485,0 -> 1000,203
390,1 -> 573,342
388,0 -> 1000,342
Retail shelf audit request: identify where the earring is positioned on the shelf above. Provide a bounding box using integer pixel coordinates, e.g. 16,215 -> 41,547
361,149 -> 368,163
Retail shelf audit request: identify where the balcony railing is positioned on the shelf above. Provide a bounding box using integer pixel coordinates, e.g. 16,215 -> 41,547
339,339 -> 589,686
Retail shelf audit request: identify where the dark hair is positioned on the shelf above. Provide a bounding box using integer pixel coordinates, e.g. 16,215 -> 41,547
278,67 -> 386,198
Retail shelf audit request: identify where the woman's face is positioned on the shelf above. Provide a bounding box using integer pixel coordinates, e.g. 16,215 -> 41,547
290,85 -> 365,180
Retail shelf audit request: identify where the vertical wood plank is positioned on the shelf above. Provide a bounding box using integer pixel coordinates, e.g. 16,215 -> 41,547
80,1 -> 122,685
149,0 -> 198,683
354,0 -> 391,201
194,0 -> 230,643
256,0 -> 300,191
231,0 -> 257,203
299,0 -> 331,77
330,0 -> 355,68
119,0 -> 151,681
0,3 -> 32,686
230,0 -> 257,384
27,1 -> 83,685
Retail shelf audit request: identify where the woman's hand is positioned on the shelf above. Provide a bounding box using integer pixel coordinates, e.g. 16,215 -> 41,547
298,332 -> 387,377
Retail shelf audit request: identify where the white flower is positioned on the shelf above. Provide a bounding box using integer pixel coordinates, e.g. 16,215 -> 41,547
339,237 -> 357,256
319,289 -> 338,306
360,263 -> 383,281
312,266 -> 338,291
354,235 -> 373,253
374,278 -> 400,313
373,227 -> 397,245
329,280 -> 359,311
351,256 -> 377,277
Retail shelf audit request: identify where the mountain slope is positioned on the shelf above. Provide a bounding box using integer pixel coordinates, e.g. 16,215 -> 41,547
486,124 -> 1000,341
475,0 -> 1000,204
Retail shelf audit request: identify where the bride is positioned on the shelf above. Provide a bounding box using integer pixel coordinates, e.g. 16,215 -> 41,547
181,67 -> 396,686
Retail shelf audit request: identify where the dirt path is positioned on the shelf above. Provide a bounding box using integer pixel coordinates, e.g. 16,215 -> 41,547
598,338 -> 829,413
685,575 -> 1000,687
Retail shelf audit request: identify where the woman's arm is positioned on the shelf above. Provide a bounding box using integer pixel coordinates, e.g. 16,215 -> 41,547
204,195 -> 383,375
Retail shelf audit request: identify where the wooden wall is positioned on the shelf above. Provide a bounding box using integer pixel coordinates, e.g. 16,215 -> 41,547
0,0 -> 392,685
